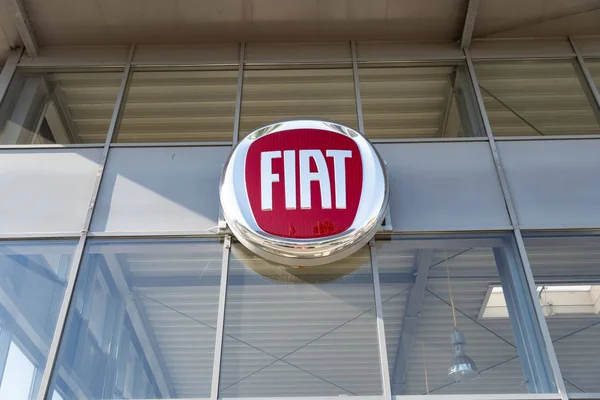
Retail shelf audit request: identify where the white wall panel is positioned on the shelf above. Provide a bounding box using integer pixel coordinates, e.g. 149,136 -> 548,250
91,146 -> 230,233
498,140 -> 600,229
375,142 -> 510,232
0,148 -> 101,234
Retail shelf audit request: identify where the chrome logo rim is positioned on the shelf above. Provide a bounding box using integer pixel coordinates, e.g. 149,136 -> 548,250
219,119 -> 389,266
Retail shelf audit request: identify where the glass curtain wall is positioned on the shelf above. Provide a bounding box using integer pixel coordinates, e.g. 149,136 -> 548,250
49,239 -> 223,399
3,42 -> 600,400
32,234 -> 563,400
2,57 -> 600,144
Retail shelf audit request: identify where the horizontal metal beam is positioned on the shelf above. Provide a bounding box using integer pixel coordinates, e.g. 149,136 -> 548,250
397,395 -> 562,400
8,38 -> 600,69
391,249 -> 433,394
131,272 -> 415,288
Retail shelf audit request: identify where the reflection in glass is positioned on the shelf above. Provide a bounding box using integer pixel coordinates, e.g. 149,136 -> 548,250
376,235 -> 552,395
359,65 -> 483,139
0,71 -> 122,144
116,70 -> 238,143
219,244 -> 381,397
49,239 -> 222,399
0,240 -> 75,400
239,68 -> 358,138
523,234 -> 600,394
474,60 -> 600,136
0,341 -> 37,399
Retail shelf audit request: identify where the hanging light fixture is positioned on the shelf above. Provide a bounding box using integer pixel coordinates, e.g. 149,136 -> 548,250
445,250 -> 480,382
449,329 -> 479,382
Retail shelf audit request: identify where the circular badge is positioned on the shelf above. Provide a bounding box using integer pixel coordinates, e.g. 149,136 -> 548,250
220,120 -> 389,266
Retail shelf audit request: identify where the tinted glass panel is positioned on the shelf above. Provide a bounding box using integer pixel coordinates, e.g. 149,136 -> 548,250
0,71 -> 122,144
220,244 -> 381,397
0,240 -> 75,400
239,68 -> 358,138
474,60 -> 600,136
0,341 -> 37,399
376,235 -> 542,395
359,65 -> 483,139
523,234 -> 600,394
50,239 -> 222,399
116,70 -> 238,143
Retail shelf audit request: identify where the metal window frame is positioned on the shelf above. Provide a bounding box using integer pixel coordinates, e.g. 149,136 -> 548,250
36,44 -> 137,400
232,43 -> 245,146
464,48 -> 570,400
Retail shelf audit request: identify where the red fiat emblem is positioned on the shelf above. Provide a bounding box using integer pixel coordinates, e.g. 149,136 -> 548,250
245,128 -> 363,239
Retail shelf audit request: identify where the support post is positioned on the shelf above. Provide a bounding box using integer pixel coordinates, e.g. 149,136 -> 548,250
494,244 -> 554,393
351,41 -> 365,133
6,0 -> 38,56
391,249 -> 433,394
232,43 -> 245,146
370,240 -> 392,400
211,235 -> 232,400
460,0 -> 480,49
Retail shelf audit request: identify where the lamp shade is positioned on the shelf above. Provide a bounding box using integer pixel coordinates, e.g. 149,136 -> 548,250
448,329 -> 479,382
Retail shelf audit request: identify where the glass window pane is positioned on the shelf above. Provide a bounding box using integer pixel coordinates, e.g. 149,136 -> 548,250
0,71 -> 123,144
523,233 -> 600,394
377,235 -> 549,395
0,240 -> 75,400
239,68 -> 357,139
220,244 -> 381,397
0,341 -> 36,400
50,239 -> 223,399
474,60 -> 600,137
116,70 -> 238,143
359,65 -> 482,139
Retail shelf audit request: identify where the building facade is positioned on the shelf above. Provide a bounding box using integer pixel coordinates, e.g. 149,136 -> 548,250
1,2 -> 600,400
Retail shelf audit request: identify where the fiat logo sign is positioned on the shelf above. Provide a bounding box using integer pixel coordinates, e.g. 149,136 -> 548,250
220,120 -> 389,266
